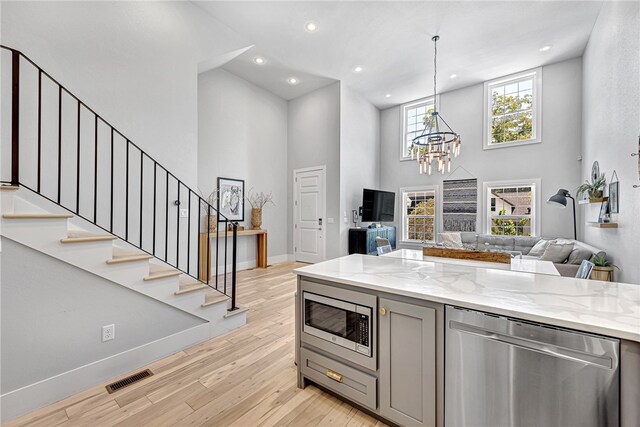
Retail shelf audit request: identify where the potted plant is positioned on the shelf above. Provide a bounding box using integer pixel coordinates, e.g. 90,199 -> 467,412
590,255 -> 618,282
198,188 -> 219,233
576,173 -> 606,201
246,190 -> 275,230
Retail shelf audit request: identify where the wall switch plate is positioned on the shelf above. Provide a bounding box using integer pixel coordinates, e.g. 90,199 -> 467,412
102,324 -> 115,342
180,208 -> 188,218
327,218 -> 335,224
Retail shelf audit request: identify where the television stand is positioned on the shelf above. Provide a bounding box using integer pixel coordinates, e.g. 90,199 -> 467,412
348,226 -> 396,255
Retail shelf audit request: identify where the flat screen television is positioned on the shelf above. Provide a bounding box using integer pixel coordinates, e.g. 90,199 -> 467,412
361,189 -> 395,222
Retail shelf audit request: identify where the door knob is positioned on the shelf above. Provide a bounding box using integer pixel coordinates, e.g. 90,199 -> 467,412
379,307 -> 387,316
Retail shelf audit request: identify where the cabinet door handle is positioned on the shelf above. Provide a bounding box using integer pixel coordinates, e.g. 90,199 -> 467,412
379,307 -> 387,316
326,369 -> 343,383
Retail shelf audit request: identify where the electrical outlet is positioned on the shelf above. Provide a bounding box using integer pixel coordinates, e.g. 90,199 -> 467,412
327,218 -> 335,224
102,324 -> 115,342
180,208 -> 188,218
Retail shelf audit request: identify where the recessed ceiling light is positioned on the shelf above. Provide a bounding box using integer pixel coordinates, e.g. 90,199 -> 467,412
253,57 -> 266,65
385,94 -> 392,98
287,77 -> 299,85
305,22 -> 318,33
353,66 -> 363,73
450,73 -> 457,79
539,45 -> 552,52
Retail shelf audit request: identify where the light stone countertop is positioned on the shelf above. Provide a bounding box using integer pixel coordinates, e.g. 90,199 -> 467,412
294,253 -> 640,342
382,248 -> 560,276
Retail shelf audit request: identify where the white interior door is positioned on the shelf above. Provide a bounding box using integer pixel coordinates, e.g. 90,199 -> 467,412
294,166 -> 326,263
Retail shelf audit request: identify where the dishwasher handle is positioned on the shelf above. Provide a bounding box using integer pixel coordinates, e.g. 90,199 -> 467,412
449,320 -> 615,369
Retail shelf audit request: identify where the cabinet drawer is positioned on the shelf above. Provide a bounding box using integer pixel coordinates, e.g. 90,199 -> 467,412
300,348 -> 377,410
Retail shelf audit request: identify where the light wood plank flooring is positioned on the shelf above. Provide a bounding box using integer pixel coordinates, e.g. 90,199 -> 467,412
5,262 -> 387,427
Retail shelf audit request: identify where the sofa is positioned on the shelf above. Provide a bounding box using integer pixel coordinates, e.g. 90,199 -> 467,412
451,233 -> 606,278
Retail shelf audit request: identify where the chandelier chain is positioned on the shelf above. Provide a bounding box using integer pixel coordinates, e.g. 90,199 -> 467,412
433,37 -> 437,97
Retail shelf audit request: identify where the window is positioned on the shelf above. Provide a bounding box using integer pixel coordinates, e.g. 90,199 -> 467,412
483,68 -> 542,149
401,187 -> 437,242
400,97 -> 435,160
483,180 -> 540,237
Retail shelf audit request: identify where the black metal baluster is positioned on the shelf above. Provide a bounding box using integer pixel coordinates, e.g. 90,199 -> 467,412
176,182 -> 181,269
139,151 -> 143,249
93,114 -> 98,223
165,171 -> 169,262
187,190 -> 191,275
11,51 -> 19,186
223,224 -> 228,293
215,213 -> 220,289
152,162 -> 157,255
37,70 -> 42,191
125,141 -> 129,240
231,223 -> 238,310
57,85 -> 62,203
197,197 -> 202,281
110,128 -> 114,232
75,100 -> 81,213
206,205 -> 211,284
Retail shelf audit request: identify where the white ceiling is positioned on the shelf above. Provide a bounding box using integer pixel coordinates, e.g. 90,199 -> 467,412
195,1 -> 603,108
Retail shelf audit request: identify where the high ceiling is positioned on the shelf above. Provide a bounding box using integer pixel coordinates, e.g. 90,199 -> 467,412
195,1 -> 603,108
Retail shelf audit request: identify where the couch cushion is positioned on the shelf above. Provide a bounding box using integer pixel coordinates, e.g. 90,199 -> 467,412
567,247 -> 594,265
440,232 -> 463,249
540,242 -> 574,263
514,236 -> 542,255
477,235 -> 515,252
528,239 -> 552,257
554,263 -> 580,278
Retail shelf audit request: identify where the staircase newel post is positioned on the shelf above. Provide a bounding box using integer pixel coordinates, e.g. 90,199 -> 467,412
11,50 -> 20,186
231,222 -> 238,311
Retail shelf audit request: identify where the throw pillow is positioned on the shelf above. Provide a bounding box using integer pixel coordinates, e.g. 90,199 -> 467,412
567,247 -> 594,265
528,239 -> 552,257
440,232 -> 463,249
540,243 -> 575,263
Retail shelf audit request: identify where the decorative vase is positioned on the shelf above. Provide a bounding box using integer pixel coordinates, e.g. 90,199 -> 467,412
205,214 -> 217,233
590,266 -> 613,282
589,190 -> 603,200
251,208 -> 263,230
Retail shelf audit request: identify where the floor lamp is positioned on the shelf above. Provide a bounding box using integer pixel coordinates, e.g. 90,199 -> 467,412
547,189 -> 577,240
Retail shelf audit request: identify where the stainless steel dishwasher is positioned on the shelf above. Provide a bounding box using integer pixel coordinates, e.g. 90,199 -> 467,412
445,306 -> 619,427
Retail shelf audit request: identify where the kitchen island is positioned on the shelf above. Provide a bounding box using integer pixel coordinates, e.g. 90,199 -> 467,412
294,254 -> 640,427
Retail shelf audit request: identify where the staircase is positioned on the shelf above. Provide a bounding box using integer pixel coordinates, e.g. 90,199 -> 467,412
0,45 -> 246,337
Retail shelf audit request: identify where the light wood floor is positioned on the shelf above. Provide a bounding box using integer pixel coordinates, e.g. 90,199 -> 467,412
6,262 -> 387,427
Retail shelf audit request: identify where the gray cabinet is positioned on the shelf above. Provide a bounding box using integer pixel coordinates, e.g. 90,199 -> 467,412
379,298 -> 436,426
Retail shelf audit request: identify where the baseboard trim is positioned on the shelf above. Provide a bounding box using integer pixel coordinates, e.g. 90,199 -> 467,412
226,253 -> 294,272
0,323 -> 211,423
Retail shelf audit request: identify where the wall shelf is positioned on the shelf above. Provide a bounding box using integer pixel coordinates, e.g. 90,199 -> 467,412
578,197 -> 608,205
586,222 -> 618,228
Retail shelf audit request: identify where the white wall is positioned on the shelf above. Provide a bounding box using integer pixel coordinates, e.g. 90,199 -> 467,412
0,1 -> 247,188
340,85 -> 380,254
198,68 -> 289,268
288,82 -> 341,259
581,2 -> 640,284
0,237 -> 205,420
380,58 -> 583,244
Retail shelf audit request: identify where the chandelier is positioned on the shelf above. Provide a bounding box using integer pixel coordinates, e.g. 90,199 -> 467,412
410,35 -> 461,175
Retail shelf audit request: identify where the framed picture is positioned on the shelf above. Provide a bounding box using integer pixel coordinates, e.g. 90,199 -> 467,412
598,200 -> 609,223
576,260 -> 595,280
217,177 -> 244,222
609,181 -> 619,213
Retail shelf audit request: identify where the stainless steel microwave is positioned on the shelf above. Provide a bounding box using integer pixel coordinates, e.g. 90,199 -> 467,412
303,291 -> 372,356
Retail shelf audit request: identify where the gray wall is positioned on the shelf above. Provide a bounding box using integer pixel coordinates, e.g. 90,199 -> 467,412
581,2 -> 640,285
380,58 -> 584,244
288,82 -> 342,260
340,85 -> 381,254
198,68 -> 289,267
0,237 -> 204,394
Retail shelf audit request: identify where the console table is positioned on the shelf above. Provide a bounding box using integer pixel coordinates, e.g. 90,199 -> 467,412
198,229 -> 267,280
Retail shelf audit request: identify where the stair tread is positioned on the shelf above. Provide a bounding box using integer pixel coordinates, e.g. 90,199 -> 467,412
144,268 -> 181,281
0,185 -> 19,190
106,253 -> 153,264
175,281 -> 208,295
201,292 -> 230,307
3,213 -> 73,219
224,307 -> 249,318
61,232 -> 117,243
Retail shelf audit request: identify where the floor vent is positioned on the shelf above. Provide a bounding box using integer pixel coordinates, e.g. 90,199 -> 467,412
105,369 -> 153,394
